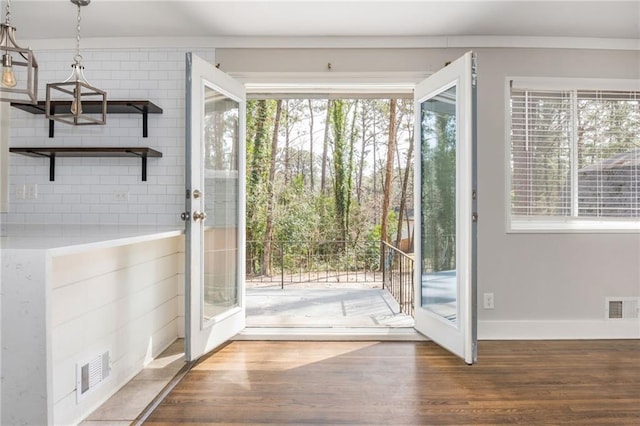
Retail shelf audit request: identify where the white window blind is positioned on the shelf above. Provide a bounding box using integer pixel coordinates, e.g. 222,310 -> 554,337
510,87 -> 640,222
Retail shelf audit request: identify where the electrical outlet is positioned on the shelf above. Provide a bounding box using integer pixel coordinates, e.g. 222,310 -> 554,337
113,191 -> 130,202
483,293 -> 495,309
15,184 -> 26,200
26,184 -> 38,200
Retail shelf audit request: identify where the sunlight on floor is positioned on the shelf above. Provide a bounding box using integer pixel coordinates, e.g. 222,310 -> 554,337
193,341 -> 379,372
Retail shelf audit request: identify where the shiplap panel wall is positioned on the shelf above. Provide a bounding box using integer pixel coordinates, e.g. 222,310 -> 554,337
50,235 -> 182,425
7,48 -> 215,226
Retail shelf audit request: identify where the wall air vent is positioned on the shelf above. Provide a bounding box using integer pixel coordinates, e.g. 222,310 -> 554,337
77,349 -> 111,402
606,297 -> 639,320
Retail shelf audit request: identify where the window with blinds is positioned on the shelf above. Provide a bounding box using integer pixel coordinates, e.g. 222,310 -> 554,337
510,87 -> 640,223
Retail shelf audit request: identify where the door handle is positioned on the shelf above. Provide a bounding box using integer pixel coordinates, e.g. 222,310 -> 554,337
193,211 -> 207,222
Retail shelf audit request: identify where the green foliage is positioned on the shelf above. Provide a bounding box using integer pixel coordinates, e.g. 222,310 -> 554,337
245,97 -> 415,276
331,100 -> 350,244
367,210 -> 397,243
421,92 -> 456,272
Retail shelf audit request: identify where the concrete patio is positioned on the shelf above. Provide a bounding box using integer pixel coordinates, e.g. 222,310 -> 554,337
246,288 -> 414,328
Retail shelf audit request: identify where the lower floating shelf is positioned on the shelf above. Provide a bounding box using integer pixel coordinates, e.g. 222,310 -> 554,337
9,147 -> 163,181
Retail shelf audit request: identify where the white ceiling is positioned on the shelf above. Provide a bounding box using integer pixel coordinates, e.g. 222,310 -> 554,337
9,0 -> 640,42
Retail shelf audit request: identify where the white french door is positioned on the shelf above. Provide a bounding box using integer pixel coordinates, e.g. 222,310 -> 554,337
185,53 -> 246,362
413,51 -> 478,364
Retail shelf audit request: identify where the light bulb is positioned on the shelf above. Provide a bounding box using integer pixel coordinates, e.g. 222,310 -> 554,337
1,55 -> 17,88
70,91 -> 82,115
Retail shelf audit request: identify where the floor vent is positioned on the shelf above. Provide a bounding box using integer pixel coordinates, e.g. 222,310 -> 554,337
606,298 -> 639,320
77,350 -> 111,402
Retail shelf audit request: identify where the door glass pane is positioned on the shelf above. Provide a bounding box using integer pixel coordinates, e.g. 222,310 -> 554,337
420,84 -> 458,324
203,85 -> 239,322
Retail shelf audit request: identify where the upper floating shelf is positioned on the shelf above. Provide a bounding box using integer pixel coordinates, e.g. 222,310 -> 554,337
10,100 -> 163,138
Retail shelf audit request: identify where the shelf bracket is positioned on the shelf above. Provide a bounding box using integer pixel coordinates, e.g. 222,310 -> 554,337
27,150 -> 56,181
127,103 -> 149,137
125,150 -> 149,181
47,102 -> 56,138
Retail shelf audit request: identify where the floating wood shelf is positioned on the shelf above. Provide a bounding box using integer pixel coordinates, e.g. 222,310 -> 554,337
10,100 -> 163,138
9,147 -> 163,182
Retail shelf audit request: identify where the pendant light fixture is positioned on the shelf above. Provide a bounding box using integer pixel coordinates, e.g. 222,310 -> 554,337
46,0 -> 106,126
0,0 -> 38,104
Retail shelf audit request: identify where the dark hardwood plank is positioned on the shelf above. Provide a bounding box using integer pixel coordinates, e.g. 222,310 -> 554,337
144,340 -> 640,425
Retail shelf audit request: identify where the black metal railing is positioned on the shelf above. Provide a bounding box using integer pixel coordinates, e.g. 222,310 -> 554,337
381,241 -> 414,317
246,240 -> 383,289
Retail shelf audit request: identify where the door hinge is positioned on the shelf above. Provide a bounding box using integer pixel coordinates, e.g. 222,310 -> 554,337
471,52 -> 478,88
472,212 -> 479,222
180,212 -> 190,221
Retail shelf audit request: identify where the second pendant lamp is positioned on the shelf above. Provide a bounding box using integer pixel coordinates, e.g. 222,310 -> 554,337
45,0 -> 106,126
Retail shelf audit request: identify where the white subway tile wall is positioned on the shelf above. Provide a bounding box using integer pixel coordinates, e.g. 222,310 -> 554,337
7,48 -> 215,225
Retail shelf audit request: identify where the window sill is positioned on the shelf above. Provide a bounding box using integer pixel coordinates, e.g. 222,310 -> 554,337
508,218 -> 640,234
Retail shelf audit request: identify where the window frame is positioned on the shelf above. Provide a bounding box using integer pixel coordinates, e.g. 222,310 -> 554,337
505,77 -> 640,233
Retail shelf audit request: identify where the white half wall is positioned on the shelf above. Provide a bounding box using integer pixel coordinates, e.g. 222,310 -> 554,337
1,235 -> 182,425
50,236 -> 182,425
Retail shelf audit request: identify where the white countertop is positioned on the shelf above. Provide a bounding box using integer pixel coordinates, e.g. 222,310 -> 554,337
1,224 -> 184,255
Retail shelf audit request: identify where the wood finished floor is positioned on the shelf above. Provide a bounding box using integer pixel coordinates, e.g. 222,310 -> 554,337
144,340 -> 640,425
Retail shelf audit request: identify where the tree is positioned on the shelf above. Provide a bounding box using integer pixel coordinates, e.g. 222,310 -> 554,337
395,101 -> 414,250
380,99 -> 397,244
331,100 -> 349,245
308,99 -> 315,192
346,100 -> 359,238
246,99 -> 272,274
262,99 -> 283,275
320,100 -> 332,194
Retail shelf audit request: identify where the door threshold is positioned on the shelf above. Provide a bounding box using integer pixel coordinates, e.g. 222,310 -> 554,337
233,327 -> 428,341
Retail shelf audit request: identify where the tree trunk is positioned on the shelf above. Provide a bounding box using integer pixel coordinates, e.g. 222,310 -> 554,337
357,102 -> 367,204
380,99 -> 397,244
308,99 -> 315,192
250,100 -> 269,186
372,109 -> 379,224
284,100 -> 291,184
345,100 -> 358,240
395,121 -> 414,250
320,100 -> 332,194
247,99 -> 270,274
331,100 -> 348,247
262,100 -> 282,276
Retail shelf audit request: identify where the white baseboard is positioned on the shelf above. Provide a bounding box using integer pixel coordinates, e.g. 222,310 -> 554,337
479,319 -> 640,340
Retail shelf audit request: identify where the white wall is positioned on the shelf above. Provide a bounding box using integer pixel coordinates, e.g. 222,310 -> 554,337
1,103 -> 7,214
216,47 -> 640,337
7,47 -> 214,226
473,48 -> 640,337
